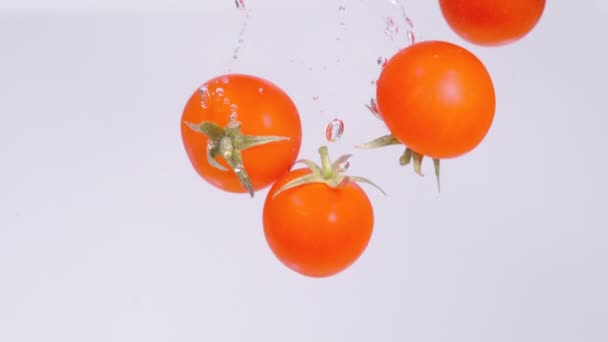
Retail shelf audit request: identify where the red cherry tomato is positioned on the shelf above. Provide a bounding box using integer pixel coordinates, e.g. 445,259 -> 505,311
439,0 -> 546,46
263,168 -> 374,278
376,40 -> 495,159
181,74 -> 302,194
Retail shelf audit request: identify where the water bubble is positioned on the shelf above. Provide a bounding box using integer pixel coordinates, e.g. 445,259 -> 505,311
228,4 -> 249,70
338,4 -> 346,11
338,161 -> 350,172
384,16 -> 399,40
233,164 -> 243,173
377,56 -> 388,67
405,16 -> 414,29
229,112 -> 238,122
406,30 -> 416,44
258,87 -> 264,94
230,104 -> 238,112
200,86 -> 211,108
216,87 -> 225,97
325,118 -> 345,142
313,96 -> 319,101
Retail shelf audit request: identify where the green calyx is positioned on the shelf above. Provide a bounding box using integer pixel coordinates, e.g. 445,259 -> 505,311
184,120 -> 290,197
272,145 -> 386,199
357,102 -> 442,192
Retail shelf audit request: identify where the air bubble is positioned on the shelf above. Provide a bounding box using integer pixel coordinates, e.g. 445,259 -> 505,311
406,30 -> 416,44
230,104 -> 238,112
229,112 -> 238,122
325,118 -> 345,142
235,0 -> 245,9
377,56 -> 388,67
200,86 -> 211,109
224,98 -> 230,105
216,88 -> 225,97
338,161 -> 350,172
384,16 -> 399,40
258,88 -> 264,94
405,16 -> 414,29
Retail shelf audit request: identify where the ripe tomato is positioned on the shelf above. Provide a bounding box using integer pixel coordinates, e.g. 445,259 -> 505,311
181,74 -> 302,195
376,40 -> 495,159
439,0 -> 546,46
263,167 -> 375,278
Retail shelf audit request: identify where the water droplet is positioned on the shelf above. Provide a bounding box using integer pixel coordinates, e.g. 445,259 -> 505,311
229,112 -> 238,122
200,86 -> 211,108
406,30 -> 416,44
405,16 -> 414,29
338,161 -> 350,172
216,87 -> 225,97
384,16 -> 399,40
258,87 -> 264,94
230,104 -> 238,112
377,56 -> 388,67
325,118 -> 345,142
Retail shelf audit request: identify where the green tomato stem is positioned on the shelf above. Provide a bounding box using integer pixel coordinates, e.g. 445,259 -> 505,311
318,145 -> 334,178
272,145 -> 386,199
184,119 -> 290,198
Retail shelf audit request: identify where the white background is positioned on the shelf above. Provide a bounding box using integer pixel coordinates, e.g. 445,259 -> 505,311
1,1 -> 607,341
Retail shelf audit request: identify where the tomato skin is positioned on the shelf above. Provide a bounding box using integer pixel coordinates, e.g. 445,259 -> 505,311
376,40 -> 495,159
181,74 -> 302,193
439,0 -> 546,46
263,168 -> 374,278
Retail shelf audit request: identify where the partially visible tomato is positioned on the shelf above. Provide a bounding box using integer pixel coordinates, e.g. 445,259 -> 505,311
263,147 -> 380,278
181,74 -> 302,196
376,40 -> 495,159
439,0 -> 546,46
